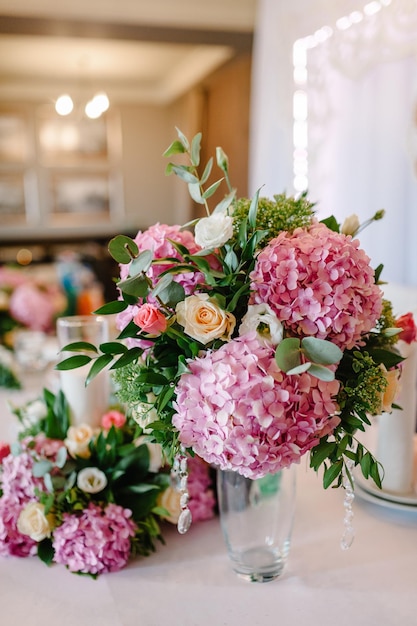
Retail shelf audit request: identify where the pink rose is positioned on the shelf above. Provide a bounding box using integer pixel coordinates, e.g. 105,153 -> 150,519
101,410 -> 127,430
396,313 -> 417,344
133,304 -> 167,335
0,442 -> 11,463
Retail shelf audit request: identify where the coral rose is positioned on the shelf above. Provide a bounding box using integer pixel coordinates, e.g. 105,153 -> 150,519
134,303 -> 167,335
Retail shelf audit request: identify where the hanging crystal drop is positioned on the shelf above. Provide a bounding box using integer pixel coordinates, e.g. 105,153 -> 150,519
340,458 -> 355,550
172,446 -> 192,534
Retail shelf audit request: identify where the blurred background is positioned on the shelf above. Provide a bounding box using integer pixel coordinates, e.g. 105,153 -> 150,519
0,0 -> 416,313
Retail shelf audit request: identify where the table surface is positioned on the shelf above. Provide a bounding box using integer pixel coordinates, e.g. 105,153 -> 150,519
1,377 -> 417,626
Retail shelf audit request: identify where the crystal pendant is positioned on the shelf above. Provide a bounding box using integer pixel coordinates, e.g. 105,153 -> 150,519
171,446 -> 192,534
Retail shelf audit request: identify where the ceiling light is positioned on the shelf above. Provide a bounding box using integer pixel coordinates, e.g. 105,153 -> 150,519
55,94 -> 74,116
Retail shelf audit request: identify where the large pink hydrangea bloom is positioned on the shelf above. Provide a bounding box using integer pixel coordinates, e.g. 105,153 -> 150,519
250,222 -> 383,350
52,503 -> 136,575
116,223 -> 203,345
173,334 -> 340,479
0,451 -> 44,557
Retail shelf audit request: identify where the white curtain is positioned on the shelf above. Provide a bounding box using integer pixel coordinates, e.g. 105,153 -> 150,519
250,0 -> 417,289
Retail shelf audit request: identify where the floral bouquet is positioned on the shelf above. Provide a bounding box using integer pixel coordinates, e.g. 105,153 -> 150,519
57,128 -> 415,501
0,388 -> 216,576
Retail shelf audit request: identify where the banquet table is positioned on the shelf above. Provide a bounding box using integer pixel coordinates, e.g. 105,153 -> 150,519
0,379 -> 416,626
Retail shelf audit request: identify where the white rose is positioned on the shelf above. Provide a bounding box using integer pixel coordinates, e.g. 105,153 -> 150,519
23,399 -> 48,425
64,424 -> 94,459
176,293 -> 236,344
77,467 -> 108,493
135,436 -> 164,472
157,486 -> 182,524
341,214 -> 360,236
17,502 -> 53,541
239,304 -> 284,346
194,212 -> 234,249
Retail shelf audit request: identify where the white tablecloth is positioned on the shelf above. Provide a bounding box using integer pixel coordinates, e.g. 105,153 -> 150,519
0,386 -> 416,626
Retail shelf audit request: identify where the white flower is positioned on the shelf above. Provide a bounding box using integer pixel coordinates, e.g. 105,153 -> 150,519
239,303 -> 284,346
135,436 -> 164,472
77,467 -> 108,493
194,212 -> 234,249
176,293 -> 236,344
22,399 -> 48,425
17,502 -> 53,541
64,424 -> 94,459
341,214 -> 360,236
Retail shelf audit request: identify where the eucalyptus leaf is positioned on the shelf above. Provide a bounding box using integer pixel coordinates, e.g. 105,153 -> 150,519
32,459 -> 53,477
286,362 -> 311,376
308,363 -> 335,381
190,132 -> 202,166
55,446 -> 68,469
202,178 -> 224,200
275,338 -> 301,372
175,127 -> 190,150
162,139 -> 186,157
188,182 -> 204,204
151,273 -> 173,298
200,157 -> 213,184
117,274 -> 149,298
130,249 -> 153,277
301,337 -> 343,365
213,189 -> 236,214
171,164 -> 199,184
108,235 -> 138,263
157,280 -> 185,307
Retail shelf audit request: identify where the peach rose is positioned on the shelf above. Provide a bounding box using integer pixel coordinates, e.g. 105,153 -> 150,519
64,424 -> 94,459
175,293 -> 236,344
133,304 -> 167,335
157,486 -> 182,524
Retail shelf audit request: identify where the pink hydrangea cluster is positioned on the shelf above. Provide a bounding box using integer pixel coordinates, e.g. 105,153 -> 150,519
52,503 -> 137,575
250,222 -> 383,350
173,334 -> 340,479
0,451 -> 44,557
9,283 -> 65,333
116,223 -> 204,344
188,456 -> 216,522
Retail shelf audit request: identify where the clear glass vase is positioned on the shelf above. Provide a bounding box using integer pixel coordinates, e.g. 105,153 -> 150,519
217,466 -> 296,582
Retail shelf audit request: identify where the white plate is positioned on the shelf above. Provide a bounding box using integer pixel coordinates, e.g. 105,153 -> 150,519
355,472 -> 417,507
355,482 -> 417,515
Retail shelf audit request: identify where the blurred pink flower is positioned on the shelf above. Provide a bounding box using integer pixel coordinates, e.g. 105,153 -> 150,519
52,503 -> 137,575
0,495 -> 37,557
9,284 -> 57,332
188,456 -> 216,522
173,333 -> 340,479
0,443 -> 10,463
101,409 -> 127,430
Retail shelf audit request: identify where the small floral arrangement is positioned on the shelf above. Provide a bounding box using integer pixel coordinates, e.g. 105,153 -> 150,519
58,128 -> 416,494
0,388 -> 215,576
0,265 -> 67,345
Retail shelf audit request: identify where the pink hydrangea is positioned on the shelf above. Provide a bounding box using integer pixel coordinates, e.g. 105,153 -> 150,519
0,495 -> 37,557
250,222 -> 383,350
0,452 -> 43,557
0,451 -> 43,500
188,456 -> 216,522
173,334 -> 340,479
116,223 -> 204,345
52,503 -> 137,575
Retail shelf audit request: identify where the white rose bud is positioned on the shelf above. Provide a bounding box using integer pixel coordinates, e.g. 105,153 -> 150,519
176,293 -> 236,344
157,486 -> 182,524
341,214 -> 360,236
194,212 -> 234,249
77,467 -> 108,494
64,424 -> 94,459
239,304 -> 284,346
17,502 -> 53,542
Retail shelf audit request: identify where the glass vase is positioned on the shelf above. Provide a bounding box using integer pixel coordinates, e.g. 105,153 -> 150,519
217,465 -> 296,582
